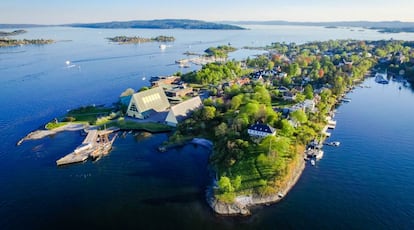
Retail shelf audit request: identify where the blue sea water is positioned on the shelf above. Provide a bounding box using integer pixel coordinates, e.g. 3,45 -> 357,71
0,26 -> 414,229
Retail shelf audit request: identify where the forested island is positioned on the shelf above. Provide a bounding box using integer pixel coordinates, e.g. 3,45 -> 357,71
68,19 -> 245,30
0,38 -> 54,47
0,29 -> 27,36
107,35 -> 175,44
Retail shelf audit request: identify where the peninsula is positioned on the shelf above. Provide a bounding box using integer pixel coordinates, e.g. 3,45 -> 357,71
17,39 -> 414,215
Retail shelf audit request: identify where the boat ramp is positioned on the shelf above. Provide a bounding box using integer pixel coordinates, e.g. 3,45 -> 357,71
56,129 -> 117,166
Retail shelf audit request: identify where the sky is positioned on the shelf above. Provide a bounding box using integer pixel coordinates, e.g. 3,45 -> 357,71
1,0 -> 413,24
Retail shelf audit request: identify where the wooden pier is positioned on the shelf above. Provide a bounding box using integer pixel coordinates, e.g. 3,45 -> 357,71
56,129 -> 117,166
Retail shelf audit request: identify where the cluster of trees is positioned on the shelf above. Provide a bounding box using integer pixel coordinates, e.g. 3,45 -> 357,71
0,38 -> 54,47
204,45 -> 236,58
181,61 -> 249,84
107,35 -> 175,44
172,39 -> 414,203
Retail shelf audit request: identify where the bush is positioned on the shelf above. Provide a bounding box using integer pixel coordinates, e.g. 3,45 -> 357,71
63,116 -> 76,122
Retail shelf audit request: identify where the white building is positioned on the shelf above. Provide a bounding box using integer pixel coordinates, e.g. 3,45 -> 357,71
247,123 -> 276,138
126,87 -> 170,119
165,96 -> 203,127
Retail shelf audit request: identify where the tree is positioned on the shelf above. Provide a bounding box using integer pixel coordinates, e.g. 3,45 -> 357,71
202,106 -> 216,120
232,176 -> 242,191
230,94 -> 243,110
279,119 -> 294,137
215,122 -> 228,137
304,84 -> 314,99
218,176 -> 234,193
290,109 -> 308,124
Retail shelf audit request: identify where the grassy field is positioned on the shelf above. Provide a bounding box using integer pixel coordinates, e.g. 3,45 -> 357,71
65,106 -> 114,124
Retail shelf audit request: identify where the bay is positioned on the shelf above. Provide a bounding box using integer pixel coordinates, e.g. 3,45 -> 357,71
0,25 -> 413,229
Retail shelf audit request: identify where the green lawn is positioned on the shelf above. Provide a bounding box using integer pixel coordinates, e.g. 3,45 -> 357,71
66,106 -> 114,124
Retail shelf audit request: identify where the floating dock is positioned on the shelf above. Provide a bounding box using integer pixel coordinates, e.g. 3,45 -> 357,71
56,129 -> 117,166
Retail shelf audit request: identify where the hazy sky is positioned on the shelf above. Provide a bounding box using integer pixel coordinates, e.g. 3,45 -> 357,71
1,0 -> 413,24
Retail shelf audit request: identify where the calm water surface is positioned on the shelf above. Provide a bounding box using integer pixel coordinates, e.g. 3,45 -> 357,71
0,26 -> 413,229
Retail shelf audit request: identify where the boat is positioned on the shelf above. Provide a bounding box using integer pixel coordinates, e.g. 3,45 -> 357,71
159,44 -> 167,50
325,141 -> 340,147
310,159 -> 316,166
375,72 -> 389,84
314,150 -> 324,160
341,98 -> 351,103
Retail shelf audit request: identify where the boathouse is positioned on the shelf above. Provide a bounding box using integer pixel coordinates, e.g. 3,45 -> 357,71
126,87 -> 170,119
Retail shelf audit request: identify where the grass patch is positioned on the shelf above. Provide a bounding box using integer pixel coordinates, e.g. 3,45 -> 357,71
66,105 -> 114,124
45,122 -> 69,130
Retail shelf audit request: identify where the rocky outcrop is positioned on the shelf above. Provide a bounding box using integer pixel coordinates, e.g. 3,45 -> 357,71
207,157 -> 305,215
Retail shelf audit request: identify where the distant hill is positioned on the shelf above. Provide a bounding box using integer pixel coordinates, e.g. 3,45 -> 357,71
67,19 -> 245,30
225,20 -> 414,33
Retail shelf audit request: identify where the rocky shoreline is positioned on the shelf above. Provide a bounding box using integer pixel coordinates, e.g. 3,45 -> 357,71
17,123 -> 87,146
206,157 -> 305,215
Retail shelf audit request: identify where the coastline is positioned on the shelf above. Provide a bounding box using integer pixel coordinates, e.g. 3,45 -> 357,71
207,155 -> 305,215
16,123 -> 87,146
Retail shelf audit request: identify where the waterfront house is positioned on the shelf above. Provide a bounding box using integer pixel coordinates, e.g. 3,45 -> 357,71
165,96 -> 203,127
126,87 -> 170,119
247,123 -> 276,138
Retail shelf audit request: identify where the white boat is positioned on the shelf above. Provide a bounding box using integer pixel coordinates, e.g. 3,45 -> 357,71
315,150 -> 324,160
311,159 -> 316,166
159,44 -> 167,50
325,141 -> 340,147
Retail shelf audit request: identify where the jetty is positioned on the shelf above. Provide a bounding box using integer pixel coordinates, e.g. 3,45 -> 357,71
56,129 -> 117,166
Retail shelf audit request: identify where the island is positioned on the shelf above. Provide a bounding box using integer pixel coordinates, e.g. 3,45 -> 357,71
67,19 -> 245,30
107,35 -> 175,44
0,38 -> 54,47
0,29 -> 27,36
17,39 -> 414,214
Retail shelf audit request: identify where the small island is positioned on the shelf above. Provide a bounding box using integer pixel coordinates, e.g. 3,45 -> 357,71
0,38 -> 54,47
0,29 -> 27,36
107,35 -> 175,44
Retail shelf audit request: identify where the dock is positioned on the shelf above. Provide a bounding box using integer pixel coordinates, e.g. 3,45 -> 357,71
56,129 -> 117,166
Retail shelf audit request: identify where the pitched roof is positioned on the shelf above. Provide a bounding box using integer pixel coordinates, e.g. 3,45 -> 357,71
169,96 -> 202,122
130,86 -> 170,113
248,123 -> 276,134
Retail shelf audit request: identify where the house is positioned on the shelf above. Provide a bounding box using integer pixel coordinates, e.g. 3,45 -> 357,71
126,87 -> 170,119
165,96 -> 203,127
247,123 -> 276,138
165,86 -> 193,98
282,91 -> 297,101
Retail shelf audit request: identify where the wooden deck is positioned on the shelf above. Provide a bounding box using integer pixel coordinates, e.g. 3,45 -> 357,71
56,129 -> 117,166
56,151 -> 89,166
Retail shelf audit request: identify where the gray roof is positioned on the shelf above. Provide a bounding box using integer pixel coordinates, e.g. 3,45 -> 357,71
169,96 -> 202,122
248,123 -> 276,134
130,86 -> 170,113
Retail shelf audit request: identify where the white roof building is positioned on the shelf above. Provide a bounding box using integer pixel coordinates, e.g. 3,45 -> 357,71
126,87 -> 170,119
247,123 -> 276,138
165,96 -> 203,127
